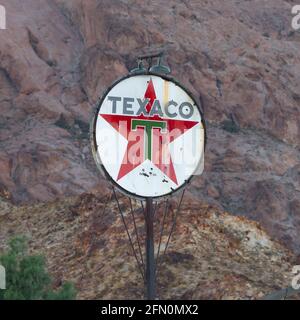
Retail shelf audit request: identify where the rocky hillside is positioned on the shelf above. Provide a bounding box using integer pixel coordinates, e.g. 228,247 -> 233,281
0,193 -> 297,299
0,0 -> 299,256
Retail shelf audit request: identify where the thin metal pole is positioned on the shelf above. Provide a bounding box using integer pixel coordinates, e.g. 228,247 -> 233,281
156,190 -> 186,278
145,197 -> 156,300
155,199 -> 169,276
163,189 -> 185,256
129,198 -> 145,271
113,188 -> 145,281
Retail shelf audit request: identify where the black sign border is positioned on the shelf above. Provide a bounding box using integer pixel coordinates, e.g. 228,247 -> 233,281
90,72 -> 207,201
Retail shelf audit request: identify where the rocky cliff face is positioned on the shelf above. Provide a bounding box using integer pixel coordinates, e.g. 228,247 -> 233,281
0,0 -> 299,256
0,193 -> 297,299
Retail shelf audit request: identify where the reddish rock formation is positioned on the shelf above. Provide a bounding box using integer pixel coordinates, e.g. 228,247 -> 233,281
0,0 -> 299,256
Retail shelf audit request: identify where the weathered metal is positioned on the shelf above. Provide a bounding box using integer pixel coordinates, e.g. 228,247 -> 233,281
145,198 -> 156,299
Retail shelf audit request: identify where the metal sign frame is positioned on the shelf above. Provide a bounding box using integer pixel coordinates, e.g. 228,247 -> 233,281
90,71 -> 207,201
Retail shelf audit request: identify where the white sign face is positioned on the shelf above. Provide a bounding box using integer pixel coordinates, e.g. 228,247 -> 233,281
92,74 -> 205,198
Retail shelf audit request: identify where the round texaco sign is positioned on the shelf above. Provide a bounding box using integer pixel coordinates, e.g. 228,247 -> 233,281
91,73 -> 205,199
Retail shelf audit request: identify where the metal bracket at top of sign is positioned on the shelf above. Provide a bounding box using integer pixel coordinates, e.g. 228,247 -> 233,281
130,51 -> 171,75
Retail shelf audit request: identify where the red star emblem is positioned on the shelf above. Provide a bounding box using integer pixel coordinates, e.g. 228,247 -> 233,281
100,79 -> 198,185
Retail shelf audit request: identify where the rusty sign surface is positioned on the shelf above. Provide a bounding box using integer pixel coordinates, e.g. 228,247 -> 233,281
91,73 -> 205,199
